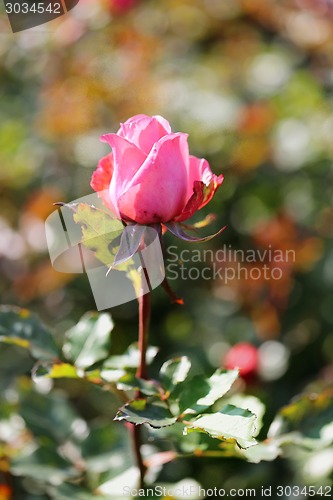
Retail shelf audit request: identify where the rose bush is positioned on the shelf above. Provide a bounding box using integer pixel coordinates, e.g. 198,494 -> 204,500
91,114 -> 224,225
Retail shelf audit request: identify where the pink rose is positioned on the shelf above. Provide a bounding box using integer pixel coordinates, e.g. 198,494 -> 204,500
91,114 -> 223,225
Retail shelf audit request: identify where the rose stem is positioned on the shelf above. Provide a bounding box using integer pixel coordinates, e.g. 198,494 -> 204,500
131,268 -> 151,488
131,423 -> 147,490
136,290 -> 151,380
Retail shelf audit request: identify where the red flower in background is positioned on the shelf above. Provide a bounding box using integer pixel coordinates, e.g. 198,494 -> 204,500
224,342 -> 259,381
109,0 -> 139,15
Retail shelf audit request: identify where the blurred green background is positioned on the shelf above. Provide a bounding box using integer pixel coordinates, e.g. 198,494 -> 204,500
0,0 -> 333,498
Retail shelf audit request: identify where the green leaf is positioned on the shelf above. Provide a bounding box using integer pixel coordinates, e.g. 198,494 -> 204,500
185,404 -> 258,449
103,343 -> 158,370
82,422 -> 132,474
33,362 -> 80,380
20,389 -> 79,443
241,440 -> 282,463
179,369 -> 239,415
11,445 -> 77,484
222,394 -> 266,437
268,388 -> 333,448
0,306 -> 59,361
100,368 -> 127,382
73,203 -> 130,271
160,356 -> 191,393
63,312 -> 113,369
97,466 -> 140,498
115,399 -> 177,428
116,373 -> 160,396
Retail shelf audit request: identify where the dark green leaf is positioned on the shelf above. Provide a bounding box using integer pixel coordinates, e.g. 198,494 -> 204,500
185,404 -> 257,449
11,445 -> 77,484
116,373 -> 160,396
160,357 -> 191,393
0,306 -> 59,361
82,422 -> 132,474
268,388 -> 333,447
179,369 -> 239,415
222,394 -> 265,437
103,343 -> 158,370
115,399 -> 177,428
33,362 -> 80,380
63,312 -> 113,369
20,389 -> 79,443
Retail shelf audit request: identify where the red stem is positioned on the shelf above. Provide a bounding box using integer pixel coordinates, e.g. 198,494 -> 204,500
131,423 -> 146,490
136,291 -> 151,380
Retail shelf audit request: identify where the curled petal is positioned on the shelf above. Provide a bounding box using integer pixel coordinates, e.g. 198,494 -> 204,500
117,133 -> 189,224
186,156 -> 209,202
186,156 -> 221,199
199,172 -> 224,209
175,173 -> 223,223
118,115 -> 172,155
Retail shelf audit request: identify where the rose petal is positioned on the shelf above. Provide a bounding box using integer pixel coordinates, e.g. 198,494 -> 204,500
175,174 -> 224,223
101,133 -> 147,213
175,155 -> 224,222
118,114 -> 172,133
91,153 -> 113,192
90,153 -> 118,214
118,115 -> 172,154
117,133 -> 189,224
185,156 -> 214,201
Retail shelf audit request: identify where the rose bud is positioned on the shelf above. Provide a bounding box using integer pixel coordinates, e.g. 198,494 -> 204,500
91,114 -> 223,225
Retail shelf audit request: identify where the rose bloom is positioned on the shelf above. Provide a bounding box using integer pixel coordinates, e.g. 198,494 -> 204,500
91,114 -> 223,225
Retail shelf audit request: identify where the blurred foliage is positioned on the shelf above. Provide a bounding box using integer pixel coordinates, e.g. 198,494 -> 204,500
1,0 -> 333,497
